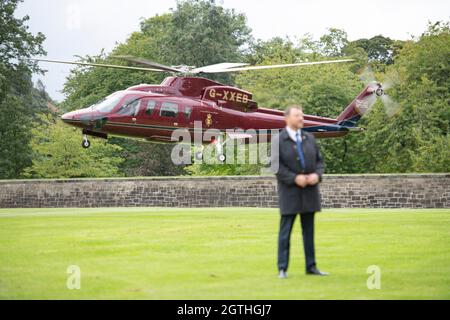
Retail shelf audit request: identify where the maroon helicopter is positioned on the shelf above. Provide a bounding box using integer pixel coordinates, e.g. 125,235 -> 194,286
34,56 -> 385,161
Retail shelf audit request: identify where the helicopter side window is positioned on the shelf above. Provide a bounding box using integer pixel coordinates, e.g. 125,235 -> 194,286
184,106 -> 192,119
145,100 -> 156,115
117,99 -> 140,116
160,102 -> 178,117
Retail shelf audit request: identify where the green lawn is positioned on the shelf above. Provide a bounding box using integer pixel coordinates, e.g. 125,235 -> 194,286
0,207 -> 449,299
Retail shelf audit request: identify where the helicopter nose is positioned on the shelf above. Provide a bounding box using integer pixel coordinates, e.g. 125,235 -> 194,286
61,112 -> 71,122
61,110 -> 80,124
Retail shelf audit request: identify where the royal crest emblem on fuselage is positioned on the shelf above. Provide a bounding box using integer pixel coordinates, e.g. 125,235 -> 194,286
205,113 -> 213,127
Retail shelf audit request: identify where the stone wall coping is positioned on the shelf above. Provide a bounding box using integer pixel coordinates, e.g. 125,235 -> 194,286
0,173 -> 448,185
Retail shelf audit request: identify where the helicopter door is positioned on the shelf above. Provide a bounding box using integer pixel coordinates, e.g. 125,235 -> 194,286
149,101 -> 183,141
159,101 -> 181,126
112,98 -> 142,136
179,105 -> 193,127
138,99 -> 158,123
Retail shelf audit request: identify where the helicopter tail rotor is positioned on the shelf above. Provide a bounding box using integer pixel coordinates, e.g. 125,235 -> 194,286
359,66 -> 401,117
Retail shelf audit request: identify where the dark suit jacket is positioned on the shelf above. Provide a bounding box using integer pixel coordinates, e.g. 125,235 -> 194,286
272,128 -> 325,215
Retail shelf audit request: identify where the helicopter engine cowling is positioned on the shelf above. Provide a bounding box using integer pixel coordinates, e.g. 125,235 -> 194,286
202,86 -> 258,112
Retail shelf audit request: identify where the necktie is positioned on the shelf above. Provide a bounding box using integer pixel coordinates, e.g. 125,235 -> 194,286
295,131 -> 305,169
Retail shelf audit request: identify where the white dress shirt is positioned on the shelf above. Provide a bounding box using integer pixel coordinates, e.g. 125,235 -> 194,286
285,126 -> 302,142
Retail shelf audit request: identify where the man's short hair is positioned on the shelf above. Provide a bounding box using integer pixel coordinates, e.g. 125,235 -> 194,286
284,105 -> 303,116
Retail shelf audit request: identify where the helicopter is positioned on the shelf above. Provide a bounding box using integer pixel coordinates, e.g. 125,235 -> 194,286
33,56 -> 386,162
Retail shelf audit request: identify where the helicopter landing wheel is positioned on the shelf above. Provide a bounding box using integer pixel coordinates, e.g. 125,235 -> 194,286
217,154 -> 226,162
82,136 -> 90,149
194,151 -> 203,161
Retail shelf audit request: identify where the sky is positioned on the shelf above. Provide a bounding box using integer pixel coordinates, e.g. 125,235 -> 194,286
16,0 -> 450,102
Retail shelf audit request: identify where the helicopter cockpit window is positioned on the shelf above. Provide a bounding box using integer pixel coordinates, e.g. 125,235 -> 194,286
92,92 -> 124,113
145,100 -> 156,115
160,102 -> 178,117
117,99 -> 140,116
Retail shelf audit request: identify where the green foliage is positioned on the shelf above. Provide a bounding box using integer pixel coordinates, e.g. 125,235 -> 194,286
23,114 -> 124,178
5,0 -> 448,178
346,103 -> 391,172
60,14 -> 177,177
247,37 -> 302,65
0,0 -> 46,179
61,52 -> 164,113
318,28 -> 349,57
235,36 -> 362,112
184,144 -> 265,176
60,0 -> 253,176
396,26 -> 449,88
169,0 -> 252,65
411,133 -> 450,172
345,35 -> 395,64
0,94 -> 33,178
61,0 -> 252,110
185,162 -> 261,176
227,36 -> 364,174
350,23 -> 450,173
111,138 -> 186,177
180,21 -> 449,176
167,0 -> 251,84
360,28 -> 446,175
61,13 -> 172,113
0,0 -> 45,76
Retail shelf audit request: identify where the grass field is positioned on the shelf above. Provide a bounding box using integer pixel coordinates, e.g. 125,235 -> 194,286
0,207 -> 449,299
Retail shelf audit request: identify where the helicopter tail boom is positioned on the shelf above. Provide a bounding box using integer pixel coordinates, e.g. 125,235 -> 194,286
336,82 -> 381,127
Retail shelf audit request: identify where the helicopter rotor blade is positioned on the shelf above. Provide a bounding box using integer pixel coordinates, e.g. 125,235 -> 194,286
112,55 -> 185,73
380,72 -> 400,91
360,66 -> 376,85
30,58 -> 165,72
381,93 -> 401,117
191,62 -> 250,73
369,81 -> 401,117
32,57 -> 355,74
201,59 -> 354,73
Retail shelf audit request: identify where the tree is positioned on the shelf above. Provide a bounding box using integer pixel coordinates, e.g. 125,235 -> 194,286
113,138 -> 186,177
246,37 -> 303,65
318,28 -> 349,57
348,102 -> 392,173
61,0 -> 253,176
411,133 -> 450,172
168,0 -> 252,67
352,21 -> 450,173
0,93 -> 34,178
187,35 -> 364,175
59,6 -> 450,177
0,0 -> 46,178
23,114 -> 123,178
345,35 -> 395,64
0,0 -> 45,83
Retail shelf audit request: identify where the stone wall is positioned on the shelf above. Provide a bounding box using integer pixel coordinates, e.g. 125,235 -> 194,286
0,174 -> 449,209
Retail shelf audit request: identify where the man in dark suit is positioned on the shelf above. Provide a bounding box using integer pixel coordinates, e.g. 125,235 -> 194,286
271,105 -> 328,278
